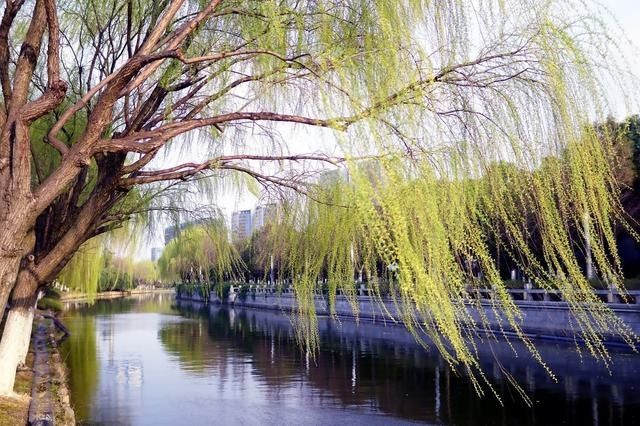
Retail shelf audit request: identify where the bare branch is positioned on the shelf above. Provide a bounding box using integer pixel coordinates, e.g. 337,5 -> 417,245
43,0 -> 61,85
118,153 -> 347,187
122,0 -> 222,95
0,0 -> 26,105
138,0 -> 186,55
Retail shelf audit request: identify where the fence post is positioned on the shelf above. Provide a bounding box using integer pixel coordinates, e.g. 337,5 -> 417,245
607,284 -> 619,304
524,280 -> 532,301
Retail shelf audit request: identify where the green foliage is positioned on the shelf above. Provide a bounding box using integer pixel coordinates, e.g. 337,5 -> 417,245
158,219 -> 242,284
625,278 -> 640,290
38,287 -> 63,312
57,238 -> 104,300
58,242 -> 159,295
262,134 -> 639,401
37,297 -> 63,312
503,280 -> 525,289
237,285 -> 249,302
176,281 -> 235,301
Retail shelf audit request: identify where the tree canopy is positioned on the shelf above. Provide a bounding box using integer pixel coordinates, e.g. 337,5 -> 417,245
158,219 -> 240,284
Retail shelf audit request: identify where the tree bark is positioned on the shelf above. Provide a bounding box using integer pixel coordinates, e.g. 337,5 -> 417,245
0,269 -> 38,395
0,230 -> 35,316
0,0 -> 49,317
0,255 -> 21,318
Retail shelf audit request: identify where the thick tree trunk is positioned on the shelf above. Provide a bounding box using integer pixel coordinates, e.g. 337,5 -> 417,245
0,307 -> 34,394
0,231 -> 35,315
0,188 -> 114,394
0,269 -> 38,395
0,255 -> 21,317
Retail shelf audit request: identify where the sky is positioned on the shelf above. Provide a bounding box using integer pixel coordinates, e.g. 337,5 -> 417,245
606,0 -> 640,115
609,1 -> 640,47
135,0 -> 640,260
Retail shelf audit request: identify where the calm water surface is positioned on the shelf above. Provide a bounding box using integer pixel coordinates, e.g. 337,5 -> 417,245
61,294 -> 640,425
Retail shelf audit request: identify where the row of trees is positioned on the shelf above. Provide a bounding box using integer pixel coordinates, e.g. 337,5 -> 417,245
0,0 -> 635,398
178,115 -> 640,291
163,115 -> 640,405
56,241 -> 159,294
96,254 -> 158,292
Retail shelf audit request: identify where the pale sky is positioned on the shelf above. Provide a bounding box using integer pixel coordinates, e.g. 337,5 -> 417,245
136,1 -> 640,259
604,0 -> 640,116
608,1 -> 640,46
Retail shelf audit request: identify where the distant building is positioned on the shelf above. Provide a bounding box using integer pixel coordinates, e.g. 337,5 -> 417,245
164,225 -> 179,245
151,247 -> 163,262
252,204 -> 277,233
231,210 -> 253,240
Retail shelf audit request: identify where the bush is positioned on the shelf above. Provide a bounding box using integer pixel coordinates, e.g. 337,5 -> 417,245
624,278 -> 640,290
45,286 -> 63,299
237,285 -> 249,302
215,282 -> 233,300
503,279 -> 525,289
588,278 -> 608,289
38,297 -> 62,312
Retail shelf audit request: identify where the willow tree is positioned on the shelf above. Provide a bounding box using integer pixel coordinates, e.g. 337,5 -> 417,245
0,0 -> 633,395
158,219 -> 241,285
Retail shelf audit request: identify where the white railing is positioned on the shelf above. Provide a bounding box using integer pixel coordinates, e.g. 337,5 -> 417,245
229,283 -> 640,306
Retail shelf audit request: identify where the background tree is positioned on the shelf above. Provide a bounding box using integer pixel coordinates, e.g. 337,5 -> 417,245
158,219 -> 240,285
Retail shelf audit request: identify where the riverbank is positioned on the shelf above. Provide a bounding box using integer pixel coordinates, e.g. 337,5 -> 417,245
28,314 -> 75,425
0,313 -> 74,425
61,288 -> 174,303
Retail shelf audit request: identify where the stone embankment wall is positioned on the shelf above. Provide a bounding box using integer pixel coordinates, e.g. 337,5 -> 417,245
176,286 -> 640,346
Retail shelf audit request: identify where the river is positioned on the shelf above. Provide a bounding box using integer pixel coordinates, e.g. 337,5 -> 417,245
60,293 -> 640,425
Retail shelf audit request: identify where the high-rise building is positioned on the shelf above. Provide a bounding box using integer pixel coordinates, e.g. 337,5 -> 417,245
231,209 -> 253,240
164,225 -> 180,245
151,247 -> 163,262
252,203 -> 277,233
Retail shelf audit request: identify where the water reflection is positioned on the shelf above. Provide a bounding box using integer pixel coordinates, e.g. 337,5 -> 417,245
60,315 -> 98,421
62,294 -> 640,425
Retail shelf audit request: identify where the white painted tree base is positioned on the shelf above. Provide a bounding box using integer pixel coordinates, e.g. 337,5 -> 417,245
0,307 -> 35,395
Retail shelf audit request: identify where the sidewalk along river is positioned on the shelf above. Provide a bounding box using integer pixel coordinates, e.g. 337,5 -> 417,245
60,293 -> 640,425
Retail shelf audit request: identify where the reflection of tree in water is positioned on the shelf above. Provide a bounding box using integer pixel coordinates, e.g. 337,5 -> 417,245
63,293 -> 176,316
163,303 -> 443,421
159,303 -> 299,387
60,315 -> 99,422
60,293 -> 175,423
165,302 -> 640,424
158,320 -> 210,373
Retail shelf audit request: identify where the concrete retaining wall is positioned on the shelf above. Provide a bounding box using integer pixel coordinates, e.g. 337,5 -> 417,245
175,287 -> 640,346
